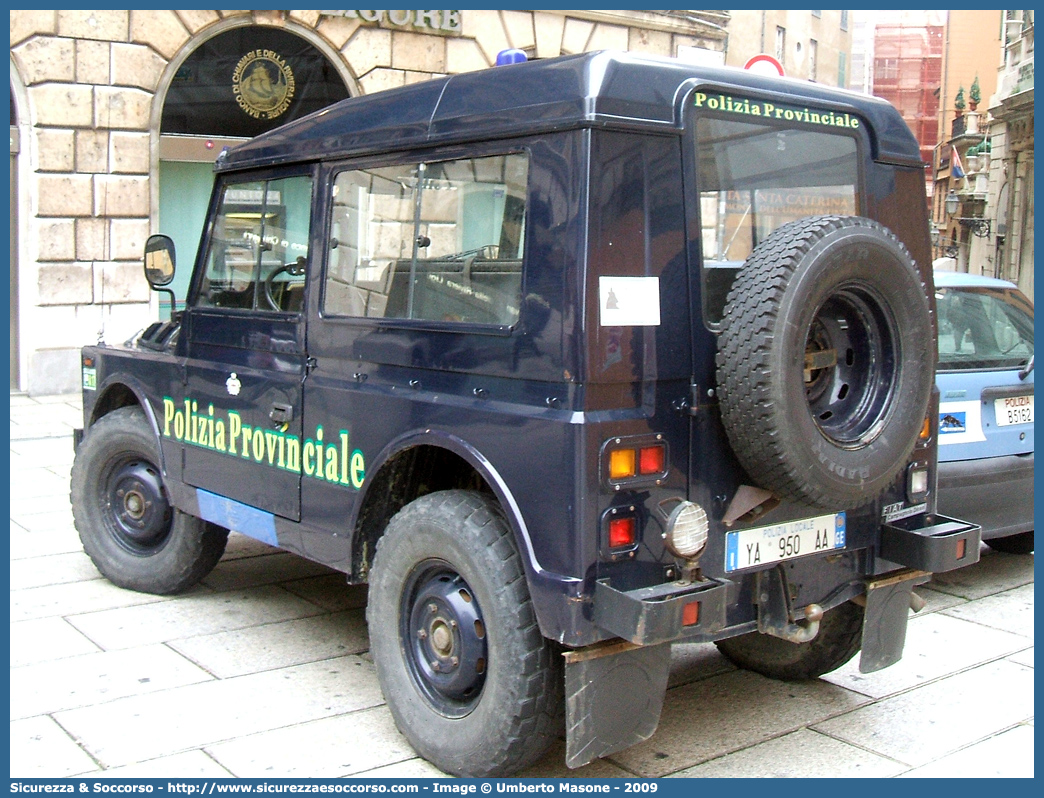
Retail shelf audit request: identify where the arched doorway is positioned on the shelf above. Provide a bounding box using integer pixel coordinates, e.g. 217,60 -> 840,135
157,25 -> 352,313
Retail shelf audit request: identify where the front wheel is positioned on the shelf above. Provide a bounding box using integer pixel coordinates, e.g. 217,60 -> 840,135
714,600 -> 864,680
71,406 -> 228,594
367,490 -> 561,777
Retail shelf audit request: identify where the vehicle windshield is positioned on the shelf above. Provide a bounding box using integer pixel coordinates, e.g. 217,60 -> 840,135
936,285 -> 1034,371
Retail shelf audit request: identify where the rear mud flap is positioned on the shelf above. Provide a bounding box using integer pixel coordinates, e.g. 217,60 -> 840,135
859,570 -> 931,673
564,640 -> 671,769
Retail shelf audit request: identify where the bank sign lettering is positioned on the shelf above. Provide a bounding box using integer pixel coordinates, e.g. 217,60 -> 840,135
320,10 -> 462,33
694,91 -> 861,130
162,397 -> 366,489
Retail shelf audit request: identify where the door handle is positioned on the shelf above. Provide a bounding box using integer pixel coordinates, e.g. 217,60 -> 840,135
269,403 -> 293,425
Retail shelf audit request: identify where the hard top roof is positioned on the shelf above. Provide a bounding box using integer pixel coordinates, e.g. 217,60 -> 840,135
218,50 -> 922,172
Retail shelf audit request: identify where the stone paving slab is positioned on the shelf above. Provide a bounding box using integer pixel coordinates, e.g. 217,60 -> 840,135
896,723 -> 1035,778
53,656 -> 386,768
10,716 -> 100,777
813,658 -> 1034,767
65,586 -> 326,650
168,609 -> 370,678
11,577 -> 167,623
10,616 -> 102,667
605,669 -> 871,777
204,706 -> 417,778
911,585 -> 967,614
10,466 -> 69,500
281,574 -> 370,612
200,550 -> 340,592
9,524 -> 90,561
11,644 -> 214,720
10,551 -> 105,591
10,435 -> 77,467
520,741 -> 633,779
353,759 -> 450,778
940,582 -> 1034,639
1008,646 -> 1034,669
10,506 -> 77,535
928,548 -> 1036,600
822,610 -> 1031,699
76,751 -> 234,779
666,639 -> 737,689
667,728 -> 906,778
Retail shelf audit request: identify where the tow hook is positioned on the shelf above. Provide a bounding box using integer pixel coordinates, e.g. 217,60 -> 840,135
767,603 -> 823,644
756,566 -> 825,643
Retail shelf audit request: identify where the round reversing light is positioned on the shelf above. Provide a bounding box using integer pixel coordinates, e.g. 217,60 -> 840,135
663,501 -> 709,561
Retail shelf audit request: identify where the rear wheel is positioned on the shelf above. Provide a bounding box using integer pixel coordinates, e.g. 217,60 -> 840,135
71,406 -> 228,594
714,600 -> 864,680
367,490 -> 561,777
985,531 -> 1034,555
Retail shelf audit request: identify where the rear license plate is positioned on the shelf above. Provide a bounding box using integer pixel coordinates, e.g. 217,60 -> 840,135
995,395 -> 1033,426
725,512 -> 846,572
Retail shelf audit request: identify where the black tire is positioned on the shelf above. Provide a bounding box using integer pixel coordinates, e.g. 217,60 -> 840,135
716,215 -> 933,509
71,406 -> 228,594
714,600 -> 864,680
367,490 -> 562,777
985,531 -> 1034,555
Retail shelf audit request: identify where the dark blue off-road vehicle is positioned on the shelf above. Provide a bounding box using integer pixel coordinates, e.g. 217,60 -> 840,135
72,51 -> 980,776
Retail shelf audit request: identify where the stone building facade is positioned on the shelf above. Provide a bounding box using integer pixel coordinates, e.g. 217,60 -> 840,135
10,10 -> 728,394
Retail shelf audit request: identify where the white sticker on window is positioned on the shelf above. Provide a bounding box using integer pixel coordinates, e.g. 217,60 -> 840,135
599,277 -> 661,327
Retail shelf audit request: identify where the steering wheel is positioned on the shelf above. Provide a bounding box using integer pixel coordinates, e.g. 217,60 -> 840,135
264,257 -> 307,311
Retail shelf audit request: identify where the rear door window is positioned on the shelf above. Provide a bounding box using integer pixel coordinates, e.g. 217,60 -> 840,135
693,97 -> 860,325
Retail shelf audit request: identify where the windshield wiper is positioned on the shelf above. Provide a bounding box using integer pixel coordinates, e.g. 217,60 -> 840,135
1019,354 -> 1034,380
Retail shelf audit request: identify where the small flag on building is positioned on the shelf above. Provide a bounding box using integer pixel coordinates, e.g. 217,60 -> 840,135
951,146 -> 966,179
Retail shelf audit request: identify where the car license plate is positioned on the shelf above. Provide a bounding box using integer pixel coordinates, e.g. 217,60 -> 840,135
995,395 -> 1033,426
725,512 -> 846,572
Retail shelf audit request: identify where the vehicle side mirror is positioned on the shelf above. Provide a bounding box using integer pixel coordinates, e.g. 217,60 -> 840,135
144,234 -> 176,288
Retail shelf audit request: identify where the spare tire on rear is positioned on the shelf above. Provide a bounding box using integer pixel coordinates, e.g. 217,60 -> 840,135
715,215 -> 932,510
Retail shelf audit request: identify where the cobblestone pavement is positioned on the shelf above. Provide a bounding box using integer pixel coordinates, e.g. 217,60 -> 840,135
9,393 -> 1035,778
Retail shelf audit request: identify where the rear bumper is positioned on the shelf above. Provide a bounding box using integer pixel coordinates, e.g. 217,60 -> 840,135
938,453 -> 1034,539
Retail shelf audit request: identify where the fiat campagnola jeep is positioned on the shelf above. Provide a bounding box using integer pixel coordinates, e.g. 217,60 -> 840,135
72,51 -> 980,776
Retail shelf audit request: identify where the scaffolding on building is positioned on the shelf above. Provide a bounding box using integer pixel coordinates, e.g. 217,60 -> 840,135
871,20 -> 944,182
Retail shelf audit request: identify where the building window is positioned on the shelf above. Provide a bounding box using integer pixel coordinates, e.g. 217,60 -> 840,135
810,39 -> 818,81
812,10 -> 822,18
776,27 -> 786,66
840,10 -> 849,31
838,51 -> 848,88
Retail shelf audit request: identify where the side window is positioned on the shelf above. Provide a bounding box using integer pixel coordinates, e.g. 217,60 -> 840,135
324,153 -> 528,327
197,174 -> 313,312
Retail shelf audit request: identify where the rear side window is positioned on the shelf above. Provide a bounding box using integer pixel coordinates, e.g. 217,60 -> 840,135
324,153 -> 528,327
936,285 -> 1034,371
693,97 -> 860,324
